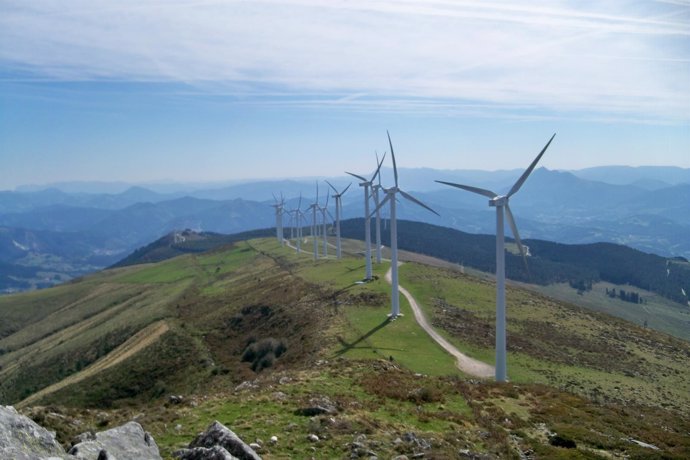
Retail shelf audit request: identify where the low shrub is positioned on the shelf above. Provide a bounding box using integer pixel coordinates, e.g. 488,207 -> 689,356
241,337 -> 287,372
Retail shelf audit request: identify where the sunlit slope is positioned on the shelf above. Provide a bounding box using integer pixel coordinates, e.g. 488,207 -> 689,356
1,237 -> 688,420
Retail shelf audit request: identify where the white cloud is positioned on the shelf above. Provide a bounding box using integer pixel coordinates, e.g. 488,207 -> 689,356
1,0 -> 688,122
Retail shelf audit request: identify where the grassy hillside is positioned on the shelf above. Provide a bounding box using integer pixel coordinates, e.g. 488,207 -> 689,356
340,219 -> 690,305
2,237 -> 689,458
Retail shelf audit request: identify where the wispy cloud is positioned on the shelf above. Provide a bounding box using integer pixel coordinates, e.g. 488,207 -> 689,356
1,0 -> 688,122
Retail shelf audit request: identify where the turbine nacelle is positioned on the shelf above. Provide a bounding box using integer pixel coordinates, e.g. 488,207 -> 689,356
489,196 -> 507,207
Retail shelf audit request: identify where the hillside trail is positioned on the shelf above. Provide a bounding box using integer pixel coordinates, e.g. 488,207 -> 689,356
284,236 -> 494,378
385,264 -> 495,379
18,320 -> 169,407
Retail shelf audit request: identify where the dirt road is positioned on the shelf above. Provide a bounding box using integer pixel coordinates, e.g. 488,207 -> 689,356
386,265 -> 495,379
18,320 -> 170,407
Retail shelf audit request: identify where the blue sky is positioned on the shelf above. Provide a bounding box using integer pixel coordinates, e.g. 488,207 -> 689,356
1,0 -> 688,190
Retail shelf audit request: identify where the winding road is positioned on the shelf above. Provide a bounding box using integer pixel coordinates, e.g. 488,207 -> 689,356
385,264 -> 495,379
284,236 -> 494,378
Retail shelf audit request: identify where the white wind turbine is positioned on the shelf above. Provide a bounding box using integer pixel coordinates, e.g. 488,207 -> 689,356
294,194 -> 304,254
372,152 -> 385,264
326,181 -> 352,259
319,192 -> 331,257
346,153 -> 386,280
308,182 -> 320,261
373,132 -> 439,318
271,193 -> 285,245
435,133 -> 556,382
286,206 -> 297,240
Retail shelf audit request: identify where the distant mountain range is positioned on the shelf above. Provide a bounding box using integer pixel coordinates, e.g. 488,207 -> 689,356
1,165 -> 688,293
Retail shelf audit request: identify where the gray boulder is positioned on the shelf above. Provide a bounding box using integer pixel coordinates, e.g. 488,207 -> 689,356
188,422 -> 261,460
0,405 -> 67,460
68,421 -> 161,460
174,445 -> 239,460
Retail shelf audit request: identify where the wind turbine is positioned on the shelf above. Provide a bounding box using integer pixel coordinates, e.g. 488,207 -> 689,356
286,206 -> 297,240
271,194 -> 285,245
308,182 -> 320,261
372,152 -> 385,264
435,133 -> 556,382
373,132 -> 439,318
294,194 -> 304,254
346,153 -> 385,280
319,192 -> 331,257
326,180 -> 352,259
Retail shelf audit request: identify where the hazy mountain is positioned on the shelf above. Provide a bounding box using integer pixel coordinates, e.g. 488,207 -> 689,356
2,166 -> 689,293
570,165 -> 690,187
0,186 -> 175,214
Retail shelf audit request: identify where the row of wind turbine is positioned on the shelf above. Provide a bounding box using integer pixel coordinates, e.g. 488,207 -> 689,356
346,154 -> 386,280
270,132 -> 556,383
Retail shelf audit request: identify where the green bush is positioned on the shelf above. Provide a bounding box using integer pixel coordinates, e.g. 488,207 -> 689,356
241,337 -> 287,372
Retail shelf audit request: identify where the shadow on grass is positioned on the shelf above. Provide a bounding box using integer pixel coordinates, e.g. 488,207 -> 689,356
334,318 -> 391,356
332,282 -> 358,299
345,264 -> 366,272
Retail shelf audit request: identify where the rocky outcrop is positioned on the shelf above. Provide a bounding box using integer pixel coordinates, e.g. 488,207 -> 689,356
174,445 -> 239,460
0,405 -> 161,460
0,405 -> 67,460
177,421 -> 261,460
68,421 -> 161,460
294,395 -> 338,416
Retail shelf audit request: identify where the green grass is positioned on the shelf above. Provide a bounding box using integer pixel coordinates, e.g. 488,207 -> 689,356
113,255 -> 202,284
397,260 -> 690,415
288,249 -> 461,376
535,280 -> 690,341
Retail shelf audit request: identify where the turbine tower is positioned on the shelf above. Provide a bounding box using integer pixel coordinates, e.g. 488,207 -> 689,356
346,153 -> 385,280
319,192 -> 330,257
271,194 -> 285,245
435,133 -> 556,382
308,182 -> 320,261
373,132 -> 439,318
372,152 -> 385,264
294,194 -> 304,254
326,180 -> 352,259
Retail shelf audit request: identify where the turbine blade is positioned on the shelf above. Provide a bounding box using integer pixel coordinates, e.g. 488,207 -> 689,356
298,193 -> 302,210
387,131 -> 398,187
505,203 -> 530,276
346,171 -> 368,182
370,193 -> 391,218
370,151 -> 386,183
507,133 -> 556,197
327,209 -> 335,222
342,182 -> 352,195
325,180 -> 338,194
377,152 -> 386,186
400,190 -> 440,216
435,180 -> 496,199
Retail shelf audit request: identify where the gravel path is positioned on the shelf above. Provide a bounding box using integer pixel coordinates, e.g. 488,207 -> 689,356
386,264 -> 495,379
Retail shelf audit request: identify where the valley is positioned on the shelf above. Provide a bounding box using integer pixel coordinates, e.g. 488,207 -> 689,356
2,167 -> 689,295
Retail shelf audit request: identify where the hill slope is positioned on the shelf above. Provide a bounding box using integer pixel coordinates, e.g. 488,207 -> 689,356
1,237 -> 689,458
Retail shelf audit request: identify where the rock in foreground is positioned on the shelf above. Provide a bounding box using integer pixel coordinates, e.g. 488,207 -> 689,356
68,421 -> 161,459
0,405 -> 67,459
178,421 -> 260,460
